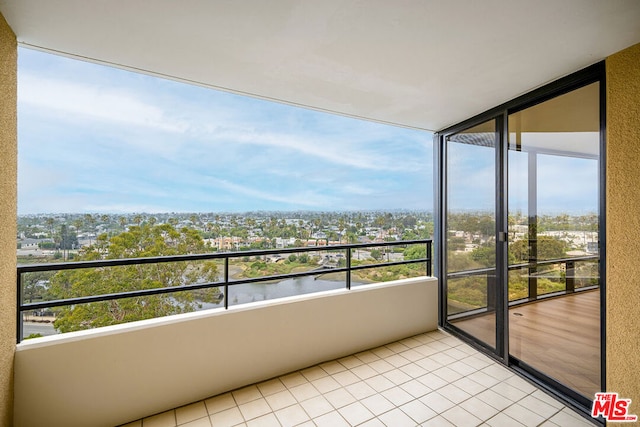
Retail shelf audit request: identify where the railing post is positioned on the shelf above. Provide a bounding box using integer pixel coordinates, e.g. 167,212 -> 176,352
426,242 -> 432,276
224,258 -> 229,309
17,270 -> 23,343
346,246 -> 351,290
566,260 -> 575,293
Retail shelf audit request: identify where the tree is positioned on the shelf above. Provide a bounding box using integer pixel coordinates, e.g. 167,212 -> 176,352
510,235 -> 568,261
48,223 -> 220,333
370,249 -> 383,261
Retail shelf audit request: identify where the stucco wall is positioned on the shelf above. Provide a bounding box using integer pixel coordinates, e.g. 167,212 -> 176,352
606,42 -> 640,410
0,11 -> 17,427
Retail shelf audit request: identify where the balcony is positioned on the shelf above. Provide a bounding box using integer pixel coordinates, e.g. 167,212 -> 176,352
120,330 -> 594,427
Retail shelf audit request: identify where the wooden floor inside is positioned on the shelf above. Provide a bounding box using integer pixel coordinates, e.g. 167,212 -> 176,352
451,290 -> 600,398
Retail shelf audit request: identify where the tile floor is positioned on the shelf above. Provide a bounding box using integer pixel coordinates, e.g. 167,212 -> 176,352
120,330 -> 596,427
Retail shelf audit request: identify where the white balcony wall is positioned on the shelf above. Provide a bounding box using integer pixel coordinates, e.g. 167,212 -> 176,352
14,277 -> 438,427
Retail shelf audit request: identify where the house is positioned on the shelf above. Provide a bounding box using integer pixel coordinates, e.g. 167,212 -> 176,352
0,2 -> 639,427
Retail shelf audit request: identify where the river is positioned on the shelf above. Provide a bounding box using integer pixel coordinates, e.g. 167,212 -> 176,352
22,276 -> 358,338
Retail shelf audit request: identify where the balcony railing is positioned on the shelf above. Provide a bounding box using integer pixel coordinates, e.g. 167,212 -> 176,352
447,255 -> 599,318
17,239 -> 432,342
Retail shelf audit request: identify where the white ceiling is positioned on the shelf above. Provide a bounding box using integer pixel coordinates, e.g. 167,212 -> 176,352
1,0 -> 639,131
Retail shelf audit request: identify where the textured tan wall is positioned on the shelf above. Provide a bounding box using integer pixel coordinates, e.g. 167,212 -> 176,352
606,43 -> 640,411
0,11 -> 17,427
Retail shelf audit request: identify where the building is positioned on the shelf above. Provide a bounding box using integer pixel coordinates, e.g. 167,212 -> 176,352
0,2 -> 639,426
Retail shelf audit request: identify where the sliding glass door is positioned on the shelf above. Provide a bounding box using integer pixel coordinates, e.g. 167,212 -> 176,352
440,67 -> 604,409
445,119 -> 498,350
507,82 -> 601,400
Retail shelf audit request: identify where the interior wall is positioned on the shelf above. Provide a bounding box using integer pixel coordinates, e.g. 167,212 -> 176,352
0,11 -> 17,427
606,42 -> 640,408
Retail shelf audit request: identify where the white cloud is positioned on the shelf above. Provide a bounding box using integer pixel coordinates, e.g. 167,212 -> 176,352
19,74 -> 188,133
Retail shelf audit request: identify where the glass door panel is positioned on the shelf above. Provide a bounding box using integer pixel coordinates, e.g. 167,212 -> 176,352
507,82 -> 601,399
446,119 -> 497,349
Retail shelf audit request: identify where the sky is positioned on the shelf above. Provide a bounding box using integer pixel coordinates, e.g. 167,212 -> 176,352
17,47 -> 433,215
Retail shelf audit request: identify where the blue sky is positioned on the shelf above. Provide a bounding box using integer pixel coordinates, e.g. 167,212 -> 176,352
17,48 -> 433,215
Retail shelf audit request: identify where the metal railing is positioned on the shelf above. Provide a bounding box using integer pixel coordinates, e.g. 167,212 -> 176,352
447,255 -> 599,317
17,239 -> 432,342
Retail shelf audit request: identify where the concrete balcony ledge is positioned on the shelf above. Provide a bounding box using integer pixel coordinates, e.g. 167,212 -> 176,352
14,276 -> 438,427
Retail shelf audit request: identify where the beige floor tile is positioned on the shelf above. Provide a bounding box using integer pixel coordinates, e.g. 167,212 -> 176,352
386,353 -> 411,368
518,394 -> 562,419
437,383 -> 472,404
301,366 -> 328,382
345,381 -> 377,400
502,374 -> 538,394
359,418 -> 386,427
355,350 -> 381,364
360,393 -> 395,416
480,364 -> 514,381
233,385 -> 262,405
448,360 -> 477,376
121,421 -> 142,427
443,347 -> 468,360
338,401 -> 375,425
416,372 -> 448,390
465,370 -> 501,388
420,414 -> 455,426
503,402 -> 547,427
338,355 -> 365,369
288,382 -> 320,402
399,337 -> 423,348
431,366 -> 463,383
429,352 -> 456,366
547,408 -> 595,427
385,341 -> 411,354
264,389 -> 296,411
458,396 -> 500,422
382,368 -> 412,385
419,391 -> 456,413
324,387 -> 356,409
205,393 -> 237,415
369,359 -> 395,374
484,412 -> 526,427
351,363 -> 379,380
414,356 -> 443,371
176,402 -> 208,425
179,417 -> 211,427
238,398 -> 271,421
208,407 -> 244,427
489,381 -> 528,402
398,362 -> 428,379
370,346 -> 395,359
378,407 -> 418,426
380,386 -> 414,406
441,406 -> 482,427
320,360 -> 347,375
531,389 -> 564,410
312,375 -> 341,394
279,372 -> 308,389
299,395 -> 333,418
256,378 -> 286,397
313,410 -> 350,427
452,376 -> 486,395
274,403 -> 310,427
332,369 -> 360,387
475,389 -> 513,411
143,410 -> 176,427
399,399 -> 437,424
364,374 -> 395,392
245,413 -> 280,427
400,378 -> 432,398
